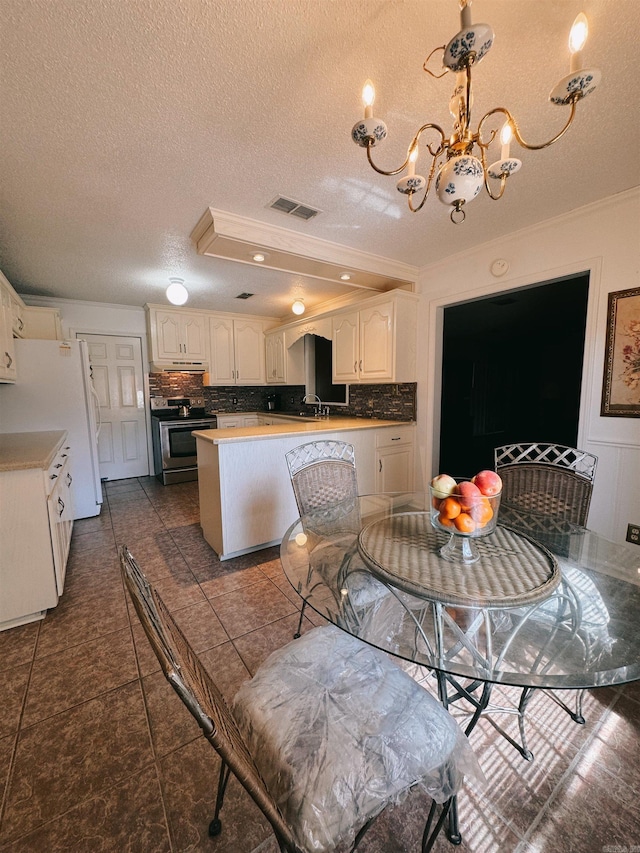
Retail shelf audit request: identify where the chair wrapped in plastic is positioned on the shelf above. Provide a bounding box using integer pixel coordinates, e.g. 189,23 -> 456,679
120,545 -> 482,853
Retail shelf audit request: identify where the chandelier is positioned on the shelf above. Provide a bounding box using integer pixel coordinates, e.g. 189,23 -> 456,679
351,1 -> 600,223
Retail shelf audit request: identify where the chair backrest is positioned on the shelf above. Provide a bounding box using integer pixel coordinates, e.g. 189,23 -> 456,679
285,440 -> 358,515
118,546 -> 299,853
494,443 -> 597,526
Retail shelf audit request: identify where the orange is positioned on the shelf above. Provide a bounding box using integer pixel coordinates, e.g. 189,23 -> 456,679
438,514 -> 456,528
454,513 -> 476,534
439,497 -> 462,520
471,497 -> 493,527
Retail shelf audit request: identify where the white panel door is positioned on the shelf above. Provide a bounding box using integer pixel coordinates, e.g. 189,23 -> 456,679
83,334 -> 149,480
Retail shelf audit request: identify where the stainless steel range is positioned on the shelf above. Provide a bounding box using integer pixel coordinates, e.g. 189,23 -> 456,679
150,396 -> 216,484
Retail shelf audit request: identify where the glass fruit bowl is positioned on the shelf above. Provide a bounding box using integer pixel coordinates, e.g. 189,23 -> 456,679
429,477 -> 502,564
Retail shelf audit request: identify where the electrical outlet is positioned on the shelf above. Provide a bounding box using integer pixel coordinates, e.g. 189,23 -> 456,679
626,523 -> 640,545
290,396 -> 295,404
232,396 -> 238,405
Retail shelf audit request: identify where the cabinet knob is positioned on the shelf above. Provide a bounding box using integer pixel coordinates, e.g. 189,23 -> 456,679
379,460 -> 382,472
66,473 -> 73,486
57,497 -> 65,516
50,473 -> 58,480
4,351 -> 12,368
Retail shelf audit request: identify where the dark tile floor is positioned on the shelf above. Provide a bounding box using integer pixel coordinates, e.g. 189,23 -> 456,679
0,477 -> 639,853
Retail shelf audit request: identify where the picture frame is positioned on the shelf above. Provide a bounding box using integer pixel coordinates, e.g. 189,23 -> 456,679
600,286 -> 640,417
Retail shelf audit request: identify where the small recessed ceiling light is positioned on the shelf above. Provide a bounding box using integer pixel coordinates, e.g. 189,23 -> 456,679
252,252 -> 268,263
340,273 -> 351,281
292,299 -> 305,315
166,277 -> 188,305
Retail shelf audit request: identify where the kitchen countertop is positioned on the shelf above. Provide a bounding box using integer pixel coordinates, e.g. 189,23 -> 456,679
193,417 -> 414,445
0,430 -> 67,472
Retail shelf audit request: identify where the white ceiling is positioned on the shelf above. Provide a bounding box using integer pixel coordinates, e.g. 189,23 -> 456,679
1,0 -> 638,321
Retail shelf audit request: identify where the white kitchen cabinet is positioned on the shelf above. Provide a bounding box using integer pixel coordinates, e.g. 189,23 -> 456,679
207,316 -> 265,385
22,306 -> 63,340
0,431 -> 73,630
146,306 -> 208,369
265,328 -> 305,385
375,425 -> 415,493
11,296 -> 26,338
332,291 -> 418,384
0,278 -> 17,383
216,414 -> 261,428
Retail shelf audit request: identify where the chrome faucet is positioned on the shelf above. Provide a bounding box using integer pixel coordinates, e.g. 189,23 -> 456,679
302,393 -> 324,417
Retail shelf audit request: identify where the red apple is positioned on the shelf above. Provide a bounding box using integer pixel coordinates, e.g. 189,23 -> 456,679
471,470 -> 503,497
430,473 -> 457,500
455,480 -> 482,511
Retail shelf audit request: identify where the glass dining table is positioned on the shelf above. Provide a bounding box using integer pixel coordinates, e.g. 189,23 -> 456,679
280,491 -> 640,844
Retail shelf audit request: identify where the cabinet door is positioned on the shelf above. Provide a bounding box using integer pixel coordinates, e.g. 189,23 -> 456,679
182,315 -> 207,359
11,298 -> 26,338
208,316 -> 236,384
359,301 -> 394,382
0,287 -> 17,382
375,443 -> 415,493
47,461 -> 74,595
265,331 -> 285,384
154,311 -> 183,359
234,319 -> 265,384
332,312 -> 359,382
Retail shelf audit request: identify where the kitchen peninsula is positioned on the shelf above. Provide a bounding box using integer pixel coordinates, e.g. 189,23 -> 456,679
194,417 -> 415,559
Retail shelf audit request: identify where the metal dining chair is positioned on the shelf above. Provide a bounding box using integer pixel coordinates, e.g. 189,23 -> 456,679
494,442 -> 599,739
285,440 -> 384,637
120,545 -> 481,853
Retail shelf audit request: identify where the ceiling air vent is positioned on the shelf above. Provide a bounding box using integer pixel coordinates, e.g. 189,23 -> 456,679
236,292 -> 254,299
269,196 -> 320,221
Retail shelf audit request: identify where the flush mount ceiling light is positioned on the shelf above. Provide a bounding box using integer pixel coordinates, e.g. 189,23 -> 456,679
251,252 -> 268,263
340,273 -> 352,281
352,2 -> 600,223
291,299 -> 305,316
166,277 -> 188,305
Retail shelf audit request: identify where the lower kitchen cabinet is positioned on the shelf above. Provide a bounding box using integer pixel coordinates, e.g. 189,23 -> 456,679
0,431 -> 73,630
375,425 -> 415,493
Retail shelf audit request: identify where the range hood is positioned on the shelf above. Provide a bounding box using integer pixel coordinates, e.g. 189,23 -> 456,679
149,360 -> 208,373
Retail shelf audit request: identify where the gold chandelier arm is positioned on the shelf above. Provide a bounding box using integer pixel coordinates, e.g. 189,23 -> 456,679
479,146 -> 508,201
407,154 -> 442,213
366,124 -> 447,177
477,99 -> 579,152
423,46 -> 448,79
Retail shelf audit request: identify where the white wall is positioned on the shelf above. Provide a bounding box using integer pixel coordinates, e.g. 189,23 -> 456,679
415,187 -> 640,543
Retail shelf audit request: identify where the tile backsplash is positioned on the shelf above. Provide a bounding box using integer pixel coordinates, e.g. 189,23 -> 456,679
148,374 -> 416,421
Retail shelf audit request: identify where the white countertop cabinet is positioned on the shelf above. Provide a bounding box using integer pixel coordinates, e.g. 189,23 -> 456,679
0,431 -> 73,630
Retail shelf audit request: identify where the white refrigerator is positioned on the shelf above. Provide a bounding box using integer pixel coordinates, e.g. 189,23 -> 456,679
0,339 -> 103,518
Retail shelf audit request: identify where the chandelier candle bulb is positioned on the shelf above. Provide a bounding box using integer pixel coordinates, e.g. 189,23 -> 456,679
408,146 -> 418,177
569,13 -> 588,74
500,123 -> 512,160
460,0 -> 472,29
362,80 -> 375,119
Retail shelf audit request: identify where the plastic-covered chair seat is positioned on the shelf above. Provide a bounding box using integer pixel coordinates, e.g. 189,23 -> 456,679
120,545 -> 482,853
234,624 -> 482,853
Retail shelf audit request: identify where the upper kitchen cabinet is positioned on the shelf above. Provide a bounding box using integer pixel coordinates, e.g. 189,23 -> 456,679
21,306 -> 63,340
207,316 -> 266,385
146,306 -> 209,371
0,273 -> 17,383
332,290 -> 418,384
264,328 -> 305,385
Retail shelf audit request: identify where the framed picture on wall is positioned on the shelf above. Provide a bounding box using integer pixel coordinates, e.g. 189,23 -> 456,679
600,286 -> 640,417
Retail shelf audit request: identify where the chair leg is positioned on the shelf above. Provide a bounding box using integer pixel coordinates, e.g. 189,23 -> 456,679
293,600 -> 306,638
422,798 -> 453,853
208,761 -> 231,837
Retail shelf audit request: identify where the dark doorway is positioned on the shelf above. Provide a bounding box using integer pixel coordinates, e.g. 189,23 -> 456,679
438,273 -> 589,477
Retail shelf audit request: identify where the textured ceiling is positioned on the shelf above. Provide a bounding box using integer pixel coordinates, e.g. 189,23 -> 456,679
0,0 -> 638,321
